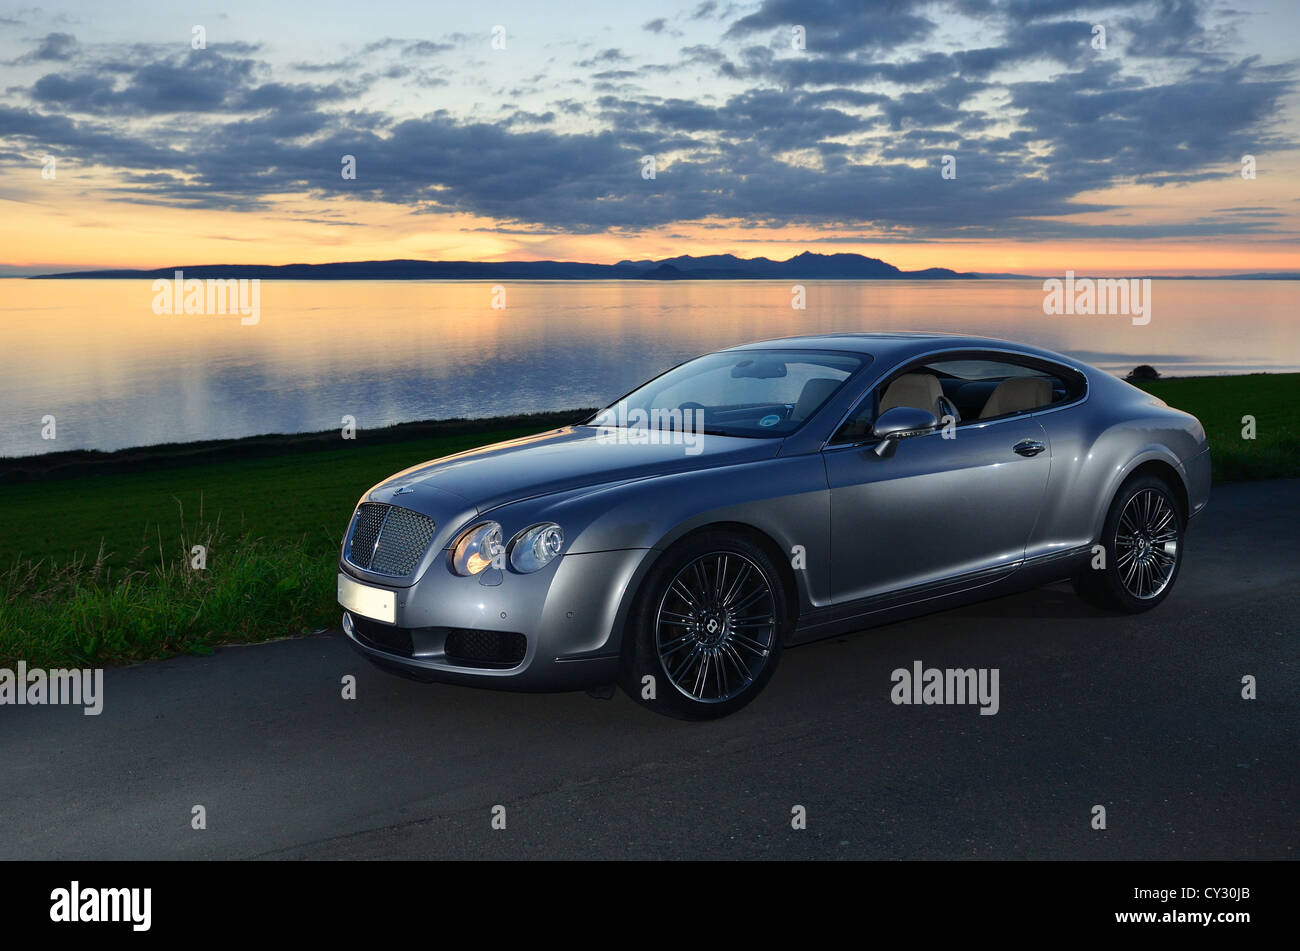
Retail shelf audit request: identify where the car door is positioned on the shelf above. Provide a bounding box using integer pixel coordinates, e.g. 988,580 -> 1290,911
823,363 -> 1052,604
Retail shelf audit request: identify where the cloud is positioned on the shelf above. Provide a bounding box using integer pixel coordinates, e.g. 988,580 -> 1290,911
576,48 -> 630,68
290,36 -> 453,74
28,49 -> 263,113
1007,60 -> 1294,186
7,30 -> 79,64
33,31 -> 78,61
25,48 -> 365,116
0,0 -> 1295,243
726,0 -> 937,54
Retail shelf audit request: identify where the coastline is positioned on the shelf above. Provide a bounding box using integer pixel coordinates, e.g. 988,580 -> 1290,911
0,408 -> 597,484
1,370 -> 1291,479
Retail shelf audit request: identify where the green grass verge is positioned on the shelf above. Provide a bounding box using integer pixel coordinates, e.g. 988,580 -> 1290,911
1134,373 -> 1299,483
1,375 -> 1295,668
1,530 -> 330,666
0,413 -> 589,667
0,426 -> 556,571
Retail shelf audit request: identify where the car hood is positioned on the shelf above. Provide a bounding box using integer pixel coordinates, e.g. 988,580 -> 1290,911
369,425 -> 782,514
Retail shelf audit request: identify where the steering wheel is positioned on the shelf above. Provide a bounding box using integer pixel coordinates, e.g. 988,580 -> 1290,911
937,395 -> 961,424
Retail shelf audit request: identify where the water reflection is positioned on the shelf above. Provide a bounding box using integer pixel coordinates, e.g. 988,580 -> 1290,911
2,278 -> 1295,456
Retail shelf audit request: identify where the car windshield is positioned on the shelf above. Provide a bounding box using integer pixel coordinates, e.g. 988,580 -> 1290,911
588,349 -> 868,438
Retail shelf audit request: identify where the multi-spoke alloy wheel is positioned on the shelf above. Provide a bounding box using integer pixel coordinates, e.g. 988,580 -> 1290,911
655,552 -> 777,704
1114,488 -> 1179,600
1073,473 -> 1185,613
621,531 -> 788,720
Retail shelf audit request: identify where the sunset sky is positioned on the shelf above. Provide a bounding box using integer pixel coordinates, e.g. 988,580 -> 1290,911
1,0 -> 1298,275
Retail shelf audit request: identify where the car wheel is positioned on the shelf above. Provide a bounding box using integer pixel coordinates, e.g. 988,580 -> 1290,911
619,531 -> 788,720
1073,473 -> 1185,613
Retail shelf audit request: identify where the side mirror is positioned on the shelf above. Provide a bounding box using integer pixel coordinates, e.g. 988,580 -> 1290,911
871,405 -> 938,456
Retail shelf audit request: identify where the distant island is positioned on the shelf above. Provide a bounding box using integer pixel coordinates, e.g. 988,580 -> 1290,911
27,252 -> 1300,281
31,252 -> 1024,281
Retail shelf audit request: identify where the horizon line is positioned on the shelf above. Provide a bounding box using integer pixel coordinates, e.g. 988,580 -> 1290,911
7,251 -> 1300,282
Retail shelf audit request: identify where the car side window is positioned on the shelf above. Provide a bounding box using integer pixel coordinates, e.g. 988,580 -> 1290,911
924,358 -> 1068,423
830,390 -> 879,444
828,351 -> 1084,444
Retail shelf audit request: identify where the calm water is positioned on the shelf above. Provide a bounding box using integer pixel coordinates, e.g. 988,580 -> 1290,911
3,278 -> 1296,457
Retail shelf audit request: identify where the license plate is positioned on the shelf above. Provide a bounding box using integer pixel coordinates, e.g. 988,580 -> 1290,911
337,573 -> 396,624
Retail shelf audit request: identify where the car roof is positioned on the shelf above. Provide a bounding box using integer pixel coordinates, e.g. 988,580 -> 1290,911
721,332 -> 1087,370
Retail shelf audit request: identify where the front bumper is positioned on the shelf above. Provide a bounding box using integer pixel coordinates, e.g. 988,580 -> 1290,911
339,547 -> 649,692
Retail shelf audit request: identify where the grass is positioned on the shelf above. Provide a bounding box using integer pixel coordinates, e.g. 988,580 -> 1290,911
1,375 -> 1295,669
0,525 -> 331,666
1133,373 -> 1299,483
0,412 -> 591,572
0,412 -> 590,668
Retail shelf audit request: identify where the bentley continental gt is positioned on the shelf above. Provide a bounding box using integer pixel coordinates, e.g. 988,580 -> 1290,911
338,333 -> 1210,719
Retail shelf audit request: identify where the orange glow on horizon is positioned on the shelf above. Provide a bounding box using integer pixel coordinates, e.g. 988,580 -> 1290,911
3,162 -> 1298,276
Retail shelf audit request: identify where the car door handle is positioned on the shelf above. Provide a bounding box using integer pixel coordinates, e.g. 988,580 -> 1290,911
1013,439 -> 1046,457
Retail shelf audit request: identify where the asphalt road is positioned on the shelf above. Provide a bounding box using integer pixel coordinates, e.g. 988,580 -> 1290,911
3,480 -> 1296,860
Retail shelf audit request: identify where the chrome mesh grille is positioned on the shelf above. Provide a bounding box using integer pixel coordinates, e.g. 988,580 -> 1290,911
370,507 -> 438,575
347,503 -> 388,567
346,502 -> 436,576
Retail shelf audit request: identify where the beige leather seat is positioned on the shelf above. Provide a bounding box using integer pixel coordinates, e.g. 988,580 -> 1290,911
879,373 -> 944,418
979,377 -> 1053,418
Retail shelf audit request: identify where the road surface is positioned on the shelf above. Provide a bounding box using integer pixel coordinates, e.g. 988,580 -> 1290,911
3,480 -> 1296,859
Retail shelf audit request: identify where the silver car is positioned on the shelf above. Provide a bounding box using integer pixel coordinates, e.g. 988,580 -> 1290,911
338,333 -> 1210,719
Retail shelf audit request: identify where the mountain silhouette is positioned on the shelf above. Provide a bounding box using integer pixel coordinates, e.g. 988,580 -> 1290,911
33,251 -> 1008,281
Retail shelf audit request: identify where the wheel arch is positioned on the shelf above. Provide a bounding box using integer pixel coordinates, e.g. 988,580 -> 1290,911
1093,451 -> 1190,541
1124,459 -> 1189,521
610,520 -> 803,656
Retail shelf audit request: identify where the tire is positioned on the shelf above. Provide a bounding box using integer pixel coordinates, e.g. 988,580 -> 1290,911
619,531 -> 788,720
1073,473 -> 1185,613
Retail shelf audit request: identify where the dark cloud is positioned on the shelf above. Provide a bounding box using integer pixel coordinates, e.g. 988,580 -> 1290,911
403,40 -> 455,56
7,30 -> 79,64
290,36 -> 452,74
576,48 -> 630,68
501,109 -> 558,126
0,103 -> 188,173
0,1 -> 1294,243
726,0 -> 937,54
30,72 -> 115,109
1120,0 -> 1217,59
25,49 -> 364,116
33,31 -> 78,61
29,50 -> 263,113
361,37 -> 453,57
1007,60 -> 1293,186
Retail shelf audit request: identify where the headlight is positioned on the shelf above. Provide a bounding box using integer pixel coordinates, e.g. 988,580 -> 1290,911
509,523 -> 564,573
451,521 -> 503,575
